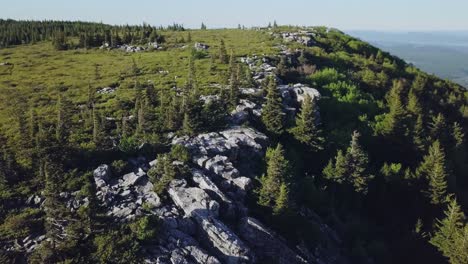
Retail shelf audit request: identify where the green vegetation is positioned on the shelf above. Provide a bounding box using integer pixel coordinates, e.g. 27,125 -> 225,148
0,20 -> 467,264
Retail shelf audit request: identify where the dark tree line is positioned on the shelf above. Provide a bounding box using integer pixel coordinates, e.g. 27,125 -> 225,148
0,19 -> 169,48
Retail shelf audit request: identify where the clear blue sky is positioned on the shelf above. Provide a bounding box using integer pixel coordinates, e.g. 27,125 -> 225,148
1,0 -> 468,31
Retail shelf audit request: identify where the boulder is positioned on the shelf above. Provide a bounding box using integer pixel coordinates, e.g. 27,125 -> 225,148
168,179 -> 219,218
168,179 -> 252,263
94,164 -> 111,181
121,168 -> 145,187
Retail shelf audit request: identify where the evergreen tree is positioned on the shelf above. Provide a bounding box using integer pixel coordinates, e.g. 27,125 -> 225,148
218,39 -> 228,64
52,31 -> 67,50
412,114 -> 426,153
430,197 -> 468,264
429,113 -> 448,144
182,101 -> 202,136
261,76 -> 284,136
276,56 -> 288,77
201,22 -> 207,30
92,108 -> 103,146
274,183 -> 290,214
55,95 -> 72,144
411,74 -> 428,94
417,140 -> 449,205
40,160 -> 67,262
228,57 -> 240,109
347,131 -> 373,194
407,88 -> 422,116
377,79 -> 407,137
323,131 -> 373,194
290,94 -> 324,151
87,82 -> 95,109
259,144 -> 290,209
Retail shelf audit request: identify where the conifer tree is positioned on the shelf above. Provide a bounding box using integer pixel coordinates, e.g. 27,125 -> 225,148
274,183 -> 290,214
290,94 -> 324,151
417,140 -> 449,205
323,131 -> 372,194
347,131 -> 373,194
261,76 -> 284,136
228,60 -> 240,109
430,197 -> 468,264
378,79 -> 407,137
429,113 -> 448,144
412,114 -> 426,153
218,39 -> 228,64
39,160 -> 67,262
407,88 -> 422,116
56,95 -> 72,144
87,82 -> 95,108
411,74 -> 428,94
259,144 -> 290,209
92,108 -> 103,146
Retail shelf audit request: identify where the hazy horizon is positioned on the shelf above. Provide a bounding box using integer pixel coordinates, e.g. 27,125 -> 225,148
2,0 -> 468,31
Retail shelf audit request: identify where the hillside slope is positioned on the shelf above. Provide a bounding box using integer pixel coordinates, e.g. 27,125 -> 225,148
0,21 -> 467,264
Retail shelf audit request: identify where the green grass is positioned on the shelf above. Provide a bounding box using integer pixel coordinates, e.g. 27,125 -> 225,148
0,29 -> 279,134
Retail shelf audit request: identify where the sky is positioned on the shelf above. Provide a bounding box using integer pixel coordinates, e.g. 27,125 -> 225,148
1,0 -> 468,31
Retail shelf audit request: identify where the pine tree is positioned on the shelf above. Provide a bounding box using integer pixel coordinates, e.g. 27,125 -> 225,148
92,108 -> 103,146
412,114 -> 426,153
276,56 -> 288,77
323,131 -> 372,194
347,131 -> 373,194
290,94 -> 324,151
218,39 -> 228,64
228,61 -> 240,109
417,140 -> 449,205
407,88 -> 422,116
259,144 -> 290,209
274,183 -> 290,214
55,95 -> 71,144
430,197 -> 468,264
182,92 -> 202,136
40,160 -> 67,262
261,76 -> 284,136
429,113 -> 448,144
411,74 -> 428,94
94,63 -> 101,81
87,81 -> 95,108
378,79 -> 407,137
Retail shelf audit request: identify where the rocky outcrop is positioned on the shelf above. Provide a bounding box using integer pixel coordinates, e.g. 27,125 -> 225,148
279,83 -> 321,104
93,164 -> 161,221
277,31 -> 316,46
168,180 -> 252,263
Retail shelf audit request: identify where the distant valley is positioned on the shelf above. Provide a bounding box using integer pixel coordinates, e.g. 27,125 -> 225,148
348,30 -> 468,88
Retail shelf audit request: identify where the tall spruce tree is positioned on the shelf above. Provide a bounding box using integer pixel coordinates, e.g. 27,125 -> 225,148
259,144 -> 290,209
290,94 -> 324,151
378,79 -> 407,137
218,39 -> 228,64
261,76 -> 284,136
430,197 -> 468,264
323,131 -> 373,194
228,60 -> 240,109
55,95 -> 72,144
417,140 -> 449,205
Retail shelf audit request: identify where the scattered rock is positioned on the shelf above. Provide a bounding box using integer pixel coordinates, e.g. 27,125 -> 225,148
194,42 -> 210,51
